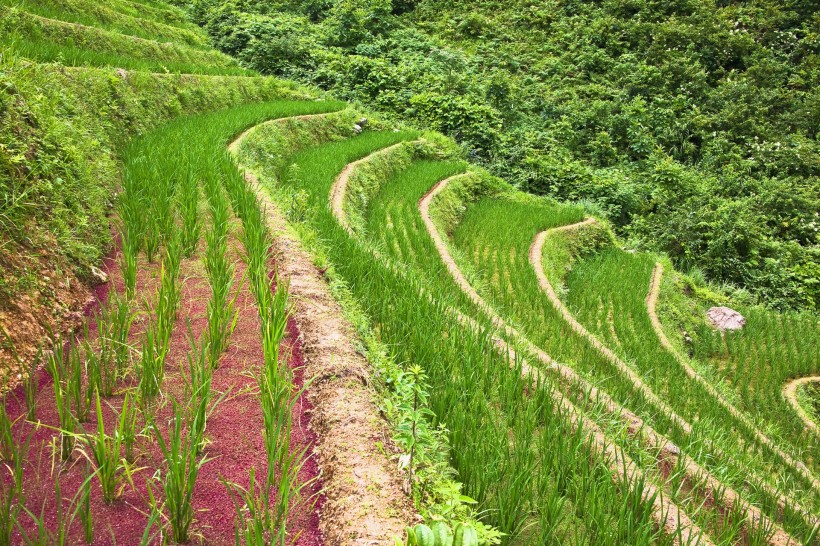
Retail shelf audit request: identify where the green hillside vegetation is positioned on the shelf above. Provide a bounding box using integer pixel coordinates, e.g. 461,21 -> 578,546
0,0 -> 817,544
186,0 -> 819,311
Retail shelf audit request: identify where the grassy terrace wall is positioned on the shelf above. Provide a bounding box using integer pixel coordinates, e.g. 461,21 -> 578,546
0,0 -> 207,47
0,57 -> 312,382
0,7 -> 248,74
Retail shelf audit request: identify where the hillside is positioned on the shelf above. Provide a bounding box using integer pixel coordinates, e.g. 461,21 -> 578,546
0,0 -> 818,545
187,0 -> 819,311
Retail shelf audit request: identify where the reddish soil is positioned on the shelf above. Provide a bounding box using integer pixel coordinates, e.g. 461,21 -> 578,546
1,229 -> 323,545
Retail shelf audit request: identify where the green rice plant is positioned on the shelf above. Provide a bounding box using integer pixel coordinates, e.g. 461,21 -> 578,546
178,170 -> 202,258
23,347 -> 40,421
0,399 -> 13,462
155,229 -> 183,348
16,468 -> 95,546
222,468 -> 267,545
137,320 -> 166,400
68,339 -> 93,423
101,291 -> 135,377
236,130 -> 676,545
0,0 -> 207,48
251,270 -> 308,542
79,462 -> 93,544
120,238 -> 138,301
0,423 -> 33,546
180,327 -> 226,455
0,7 -> 251,75
446,192 -> 818,537
0,481 -> 19,546
83,318 -> 117,398
153,399 -> 211,543
120,392 -> 138,462
45,338 -> 77,460
203,179 -> 238,368
78,392 -> 136,503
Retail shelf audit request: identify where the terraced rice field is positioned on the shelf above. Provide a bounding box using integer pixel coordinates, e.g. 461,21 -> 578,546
0,0 -> 817,544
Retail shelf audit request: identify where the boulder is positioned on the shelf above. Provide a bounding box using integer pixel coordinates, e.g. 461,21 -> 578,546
706,306 -> 745,331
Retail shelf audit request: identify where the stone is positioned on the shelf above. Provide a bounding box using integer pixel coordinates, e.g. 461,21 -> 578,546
706,306 -> 746,330
90,265 -> 108,284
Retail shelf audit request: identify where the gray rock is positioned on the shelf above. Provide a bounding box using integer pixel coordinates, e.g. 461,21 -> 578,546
90,265 -> 108,284
353,124 -> 363,134
706,306 -> 745,330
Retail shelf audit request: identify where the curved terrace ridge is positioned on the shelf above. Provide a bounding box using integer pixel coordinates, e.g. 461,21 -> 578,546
646,262 -> 819,487
783,376 -> 820,436
328,146 -> 713,545
530,222 -> 818,536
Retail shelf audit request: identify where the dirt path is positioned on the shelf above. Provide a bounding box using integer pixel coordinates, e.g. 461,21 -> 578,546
329,142 -> 410,235
782,376 -> 820,436
646,263 -> 820,488
231,123 -> 414,545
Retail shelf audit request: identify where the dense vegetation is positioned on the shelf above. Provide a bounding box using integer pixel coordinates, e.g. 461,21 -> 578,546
183,0 -> 819,311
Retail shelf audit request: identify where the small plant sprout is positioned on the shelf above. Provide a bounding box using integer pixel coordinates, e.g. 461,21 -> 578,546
78,392 -> 138,503
46,337 -> 77,461
154,400 -> 211,543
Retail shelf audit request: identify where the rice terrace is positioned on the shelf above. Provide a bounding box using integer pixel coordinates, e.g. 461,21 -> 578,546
0,0 -> 817,544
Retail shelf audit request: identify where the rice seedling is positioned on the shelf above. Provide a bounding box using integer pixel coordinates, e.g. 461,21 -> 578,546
79,463 -> 93,544
178,170 -> 202,258
156,230 -> 183,340
23,347 -> 40,421
84,318 -> 117,399
223,468 -> 267,545
0,0 -> 207,48
448,194 -> 819,539
0,481 -> 18,546
77,392 -> 135,503
45,338 -> 77,460
203,177 -> 237,367
103,291 -> 135,377
180,326 -> 225,455
16,468 -> 96,546
0,7 -> 252,75
137,319 -> 166,402
121,392 -> 138,462
67,339 -> 93,423
153,399 -> 211,543
120,237 -> 138,301
0,399 -> 13,462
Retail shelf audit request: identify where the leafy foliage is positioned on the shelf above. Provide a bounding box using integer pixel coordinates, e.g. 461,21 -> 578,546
185,0 -> 819,310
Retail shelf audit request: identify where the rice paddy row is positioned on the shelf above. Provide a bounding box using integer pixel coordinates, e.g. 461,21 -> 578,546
235,111 -> 819,545
0,4 -> 250,75
237,121 -> 714,545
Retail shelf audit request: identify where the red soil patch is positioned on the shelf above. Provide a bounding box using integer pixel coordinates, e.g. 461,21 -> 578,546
1,231 -> 323,545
